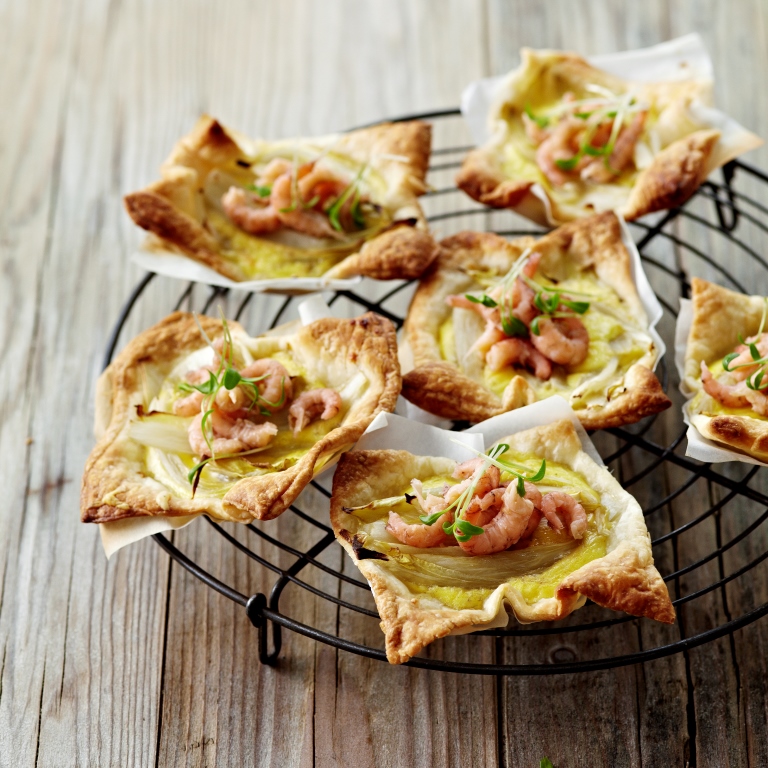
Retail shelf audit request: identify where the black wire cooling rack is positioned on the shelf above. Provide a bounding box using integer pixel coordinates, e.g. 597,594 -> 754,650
105,109 -> 768,674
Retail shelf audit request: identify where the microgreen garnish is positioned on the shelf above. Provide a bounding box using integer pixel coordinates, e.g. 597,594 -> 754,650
466,294 -> 499,308
416,443 -> 546,543
540,759 -> 555,768
246,183 -> 272,197
350,188 -> 366,229
721,299 -> 768,391
328,168 -> 366,232
501,315 -> 529,338
524,103 -> 549,129
178,309 -> 289,494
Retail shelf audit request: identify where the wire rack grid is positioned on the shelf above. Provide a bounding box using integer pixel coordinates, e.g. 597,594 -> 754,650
103,109 -> 768,675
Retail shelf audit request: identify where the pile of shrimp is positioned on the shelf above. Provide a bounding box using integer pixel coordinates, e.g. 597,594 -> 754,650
523,93 -> 647,187
446,252 -> 589,379
386,457 -> 588,556
221,158 -> 361,240
700,332 -> 768,416
173,339 -> 342,458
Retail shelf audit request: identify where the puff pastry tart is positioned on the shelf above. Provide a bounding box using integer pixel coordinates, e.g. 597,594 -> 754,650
457,48 -> 762,225
124,116 -> 438,282
331,419 -> 674,664
683,278 -> 768,461
81,311 -> 400,524
402,212 -> 670,429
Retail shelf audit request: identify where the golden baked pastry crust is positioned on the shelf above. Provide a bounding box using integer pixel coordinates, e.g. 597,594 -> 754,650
81,311 -> 401,524
124,116 -> 438,282
402,212 -> 670,428
330,419 -> 675,664
457,49 -> 762,225
684,277 -> 768,460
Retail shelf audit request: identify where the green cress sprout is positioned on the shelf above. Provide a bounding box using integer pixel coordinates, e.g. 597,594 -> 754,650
722,299 -> 768,391
180,310 -> 286,494
417,443 -> 546,543
462,249 -> 590,338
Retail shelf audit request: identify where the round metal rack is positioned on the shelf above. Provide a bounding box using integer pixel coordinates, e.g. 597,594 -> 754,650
105,109 -> 768,674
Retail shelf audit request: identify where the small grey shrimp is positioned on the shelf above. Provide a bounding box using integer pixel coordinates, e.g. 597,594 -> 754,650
271,173 -> 346,241
221,187 -> 281,235
530,316 -> 589,367
187,409 -> 278,457
540,491 -> 587,540
288,388 -> 342,435
700,362 -> 750,409
581,111 -> 647,184
458,485 -> 535,556
239,359 -> 293,413
386,509 -> 456,548
485,337 -> 553,380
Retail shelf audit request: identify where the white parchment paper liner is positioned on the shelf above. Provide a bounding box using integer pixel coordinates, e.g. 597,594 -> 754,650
346,396 -> 605,635
460,34 -> 760,227
100,295 -> 338,557
131,249 -> 362,295
675,297 -> 768,467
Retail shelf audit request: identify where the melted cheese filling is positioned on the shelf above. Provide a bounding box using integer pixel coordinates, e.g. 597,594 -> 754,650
347,454 -> 610,610
440,271 -> 655,411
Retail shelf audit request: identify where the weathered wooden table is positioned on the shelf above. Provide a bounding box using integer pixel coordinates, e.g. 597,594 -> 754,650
5,2 -> 768,765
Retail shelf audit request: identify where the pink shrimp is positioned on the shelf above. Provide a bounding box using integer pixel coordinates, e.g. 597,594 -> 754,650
511,278 -> 539,325
581,111 -> 647,184
187,409 -> 278,457
540,491 -> 587,540
288,388 -> 343,435
522,481 -> 542,509
727,333 -> 768,381
256,158 -> 295,185
536,118 -> 584,186
221,187 -> 282,234
386,509 -> 456,547
458,485 -> 535,555
409,478 -> 450,517
530,316 -> 589,366
700,362 -> 751,408
174,390 -> 204,416
297,164 -> 348,207
465,486 -> 505,528
271,173 -> 346,241
522,112 -> 548,145
239,359 -> 293,412
486,337 -> 553,380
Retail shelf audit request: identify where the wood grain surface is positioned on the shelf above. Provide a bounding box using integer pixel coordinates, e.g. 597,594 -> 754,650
3,1 -> 768,766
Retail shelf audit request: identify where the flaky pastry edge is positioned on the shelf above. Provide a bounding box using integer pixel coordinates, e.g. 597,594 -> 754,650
330,419 -> 675,664
402,212 -> 670,428
124,116 -> 438,282
456,49 -> 762,225
81,311 -> 401,524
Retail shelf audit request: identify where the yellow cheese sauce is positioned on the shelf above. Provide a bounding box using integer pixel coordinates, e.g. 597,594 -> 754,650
439,271 -> 653,410
348,457 -> 610,610
205,209 -> 362,279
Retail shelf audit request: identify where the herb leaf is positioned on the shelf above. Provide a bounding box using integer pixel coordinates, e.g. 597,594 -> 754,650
246,183 -> 272,197
501,314 -> 529,337
524,103 -> 549,129
466,293 -> 498,308
222,368 -> 242,390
